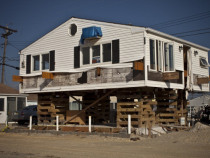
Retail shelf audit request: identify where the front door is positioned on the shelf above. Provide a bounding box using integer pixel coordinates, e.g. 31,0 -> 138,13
0,97 -> 7,124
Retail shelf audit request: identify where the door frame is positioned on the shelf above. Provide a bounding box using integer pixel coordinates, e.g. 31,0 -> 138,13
0,96 -> 7,124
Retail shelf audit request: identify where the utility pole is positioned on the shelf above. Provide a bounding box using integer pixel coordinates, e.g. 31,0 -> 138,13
0,25 -> 17,84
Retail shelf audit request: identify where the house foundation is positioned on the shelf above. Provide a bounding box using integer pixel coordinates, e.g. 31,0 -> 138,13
37,87 -> 187,128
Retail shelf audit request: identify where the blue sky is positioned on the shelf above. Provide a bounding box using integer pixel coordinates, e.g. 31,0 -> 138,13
0,0 -> 210,89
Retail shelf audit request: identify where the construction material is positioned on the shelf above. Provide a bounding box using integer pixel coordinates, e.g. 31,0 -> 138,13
66,110 -> 85,125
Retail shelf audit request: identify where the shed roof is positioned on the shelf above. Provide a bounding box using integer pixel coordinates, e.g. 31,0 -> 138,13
0,84 -> 19,94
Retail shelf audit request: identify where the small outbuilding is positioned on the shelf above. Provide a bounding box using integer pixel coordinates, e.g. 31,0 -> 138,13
0,84 -> 27,123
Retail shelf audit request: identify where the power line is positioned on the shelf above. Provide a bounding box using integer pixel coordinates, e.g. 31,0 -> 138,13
150,10 -> 210,29
7,42 -> 22,51
171,27 -> 210,35
176,31 -> 210,37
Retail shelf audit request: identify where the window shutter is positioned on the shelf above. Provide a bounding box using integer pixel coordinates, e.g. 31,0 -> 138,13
112,39 -> 120,64
49,50 -> 55,71
26,55 -> 31,74
74,46 -> 80,68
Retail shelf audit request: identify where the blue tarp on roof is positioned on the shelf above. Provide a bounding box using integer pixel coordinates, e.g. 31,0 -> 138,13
80,26 -> 102,44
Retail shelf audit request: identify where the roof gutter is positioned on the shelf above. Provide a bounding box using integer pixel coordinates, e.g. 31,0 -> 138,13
146,28 -> 210,51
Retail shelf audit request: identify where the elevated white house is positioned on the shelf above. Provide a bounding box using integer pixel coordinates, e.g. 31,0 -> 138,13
15,17 -> 210,126
18,17 -> 209,94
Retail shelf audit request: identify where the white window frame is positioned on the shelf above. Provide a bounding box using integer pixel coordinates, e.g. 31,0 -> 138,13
41,53 -> 50,70
149,38 -> 157,71
156,40 -> 163,72
163,42 -> 175,72
80,41 -> 112,67
32,54 -> 40,72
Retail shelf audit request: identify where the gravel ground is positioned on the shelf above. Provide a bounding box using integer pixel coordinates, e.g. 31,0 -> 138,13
0,123 -> 209,158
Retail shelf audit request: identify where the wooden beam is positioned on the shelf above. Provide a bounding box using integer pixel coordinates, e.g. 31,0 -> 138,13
134,61 -> 144,70
184,70 -> 187,77
12,75 -> 23,82
97,67 -> 101,76
64,89 -> 116,124
42,72 -> 54,79
162,72 -> 179,80
197,77 -> 209,84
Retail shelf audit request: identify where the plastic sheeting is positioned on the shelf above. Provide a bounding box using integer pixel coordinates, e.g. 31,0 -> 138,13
80,26 -> 102,44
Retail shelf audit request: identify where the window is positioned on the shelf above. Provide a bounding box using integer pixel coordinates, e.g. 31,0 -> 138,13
103,43 -> 111,62
69,101 -> 82,110
80,42 -> 113,66
42,54 -> 49,70
33,55 -> 40,71
200,57 -> 208,68
156,41 -> 162,71
92,45 -> 100,64
0,98 -> 4,111
164,43 -> 174,71
82,47 -> 90,65
150,39 -> 156,70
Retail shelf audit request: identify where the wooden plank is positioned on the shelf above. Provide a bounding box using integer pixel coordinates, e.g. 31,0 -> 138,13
157,113 -> 176,117
157,101 -> 177,106
118,121 -> 139,125
12,75 -> 23,82
184,70 -> 187,77
157,119 -> 178,122
197,77 -> 209,84
134,61 -> 144,70
162,72 -> 179,80
42,72 -> 54,79
117,108 -> 141,112
117,102 -> 141,106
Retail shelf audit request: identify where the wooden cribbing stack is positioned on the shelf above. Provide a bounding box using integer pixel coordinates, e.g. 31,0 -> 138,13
117,99 -> 156,128
38,93 -> 69,125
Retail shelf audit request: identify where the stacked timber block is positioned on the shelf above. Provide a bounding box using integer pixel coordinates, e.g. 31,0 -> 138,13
117,99 -> 156,128
155,90 -> 179,125
38,93 -> 69,125
83,93 -> 110,124
66,110 -> 86,125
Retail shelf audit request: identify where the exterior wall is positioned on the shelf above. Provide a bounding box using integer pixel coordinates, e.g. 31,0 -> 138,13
20,18 -> 145,76
144,32 -> 184,89
191,47 -> 209,92
18,18 -> 209,93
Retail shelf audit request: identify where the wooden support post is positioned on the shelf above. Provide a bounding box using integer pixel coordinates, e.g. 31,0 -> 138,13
64,89 -> 116,124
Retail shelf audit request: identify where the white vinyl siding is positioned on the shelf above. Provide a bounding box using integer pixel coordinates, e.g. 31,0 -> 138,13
20,18 -> 145,76
146,33 -> 183,72
191,47 -> 209,92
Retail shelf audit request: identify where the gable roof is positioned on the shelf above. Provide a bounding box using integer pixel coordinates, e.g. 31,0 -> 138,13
21,17 -> 210,53
0,84 -> 19,94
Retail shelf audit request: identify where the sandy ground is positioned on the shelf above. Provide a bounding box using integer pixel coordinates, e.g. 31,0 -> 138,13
0,123 -> 210,158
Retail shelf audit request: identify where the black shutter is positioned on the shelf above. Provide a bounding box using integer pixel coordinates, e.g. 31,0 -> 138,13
26,55 -> 31,74
49,50 -> 55,71
112,39 -> 120,64
74,46 -> 80,68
